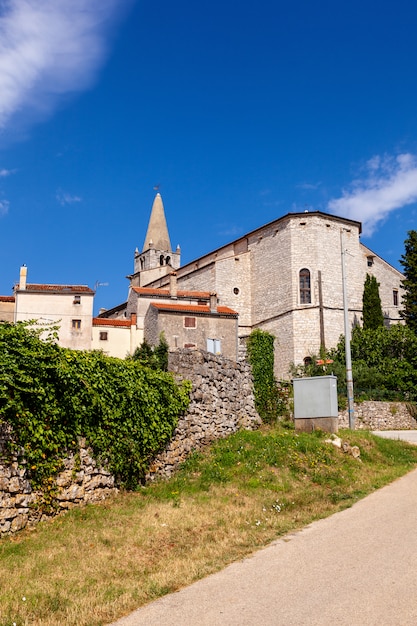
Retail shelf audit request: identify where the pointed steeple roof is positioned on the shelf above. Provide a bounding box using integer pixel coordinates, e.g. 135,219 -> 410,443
142,193 -> 172,253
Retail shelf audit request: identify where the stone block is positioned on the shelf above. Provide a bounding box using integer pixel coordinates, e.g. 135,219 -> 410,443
295,417 -> 338,434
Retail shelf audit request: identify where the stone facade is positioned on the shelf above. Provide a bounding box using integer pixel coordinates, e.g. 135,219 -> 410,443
147,211 -> 403,379
0,426 -> 117,537
147,350 -> 261,479
338,401 -> 417,430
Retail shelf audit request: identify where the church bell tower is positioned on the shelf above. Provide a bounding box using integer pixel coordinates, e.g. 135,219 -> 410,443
130,193 -> 181,287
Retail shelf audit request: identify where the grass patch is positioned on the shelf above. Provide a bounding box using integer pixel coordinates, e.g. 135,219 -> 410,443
1,425 -> 417,625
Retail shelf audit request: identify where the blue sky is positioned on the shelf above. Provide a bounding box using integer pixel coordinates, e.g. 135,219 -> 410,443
1,0 -> 417,314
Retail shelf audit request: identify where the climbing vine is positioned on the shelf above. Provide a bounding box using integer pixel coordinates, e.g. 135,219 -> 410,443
246,329 -> 288,423
0,322 -> 190,491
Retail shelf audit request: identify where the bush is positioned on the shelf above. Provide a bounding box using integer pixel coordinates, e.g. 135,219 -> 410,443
0,322 -> 190,490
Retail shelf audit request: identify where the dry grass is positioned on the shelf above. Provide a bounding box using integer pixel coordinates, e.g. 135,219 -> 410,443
1,425 -> 417,626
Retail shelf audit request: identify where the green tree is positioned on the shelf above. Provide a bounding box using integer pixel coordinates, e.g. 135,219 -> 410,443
400,230 -> 417,333
362,273 -> 384,330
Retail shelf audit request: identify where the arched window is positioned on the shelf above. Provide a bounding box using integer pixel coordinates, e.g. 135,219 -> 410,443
166,256 -> 171,266
304,356 -> 312,366
299,268 -> 311,304
160,254 -> 164,266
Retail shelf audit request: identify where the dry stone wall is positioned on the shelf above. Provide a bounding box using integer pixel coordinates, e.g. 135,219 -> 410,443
0,425 -> 117,537
338,401 -> 417,430
147,350 -> 261,479
1,350 -> 259,535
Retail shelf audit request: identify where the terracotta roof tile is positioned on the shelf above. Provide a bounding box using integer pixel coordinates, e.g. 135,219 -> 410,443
0,296 -> 15,302
150,303 -> 238,316
18,284 -> 94,295
92,318 -> 132,327
132,287 -> 211,299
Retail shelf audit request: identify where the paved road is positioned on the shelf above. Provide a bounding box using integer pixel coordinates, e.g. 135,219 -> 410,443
112,433 -> 417,626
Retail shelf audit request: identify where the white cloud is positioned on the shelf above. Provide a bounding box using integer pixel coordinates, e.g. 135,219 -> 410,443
328,153 -> 417,236
56,189 -> 82,205
0,167 -> 16,176
296,181 -> 322,190
0,199 -> 10,215
0,0 -> 132,129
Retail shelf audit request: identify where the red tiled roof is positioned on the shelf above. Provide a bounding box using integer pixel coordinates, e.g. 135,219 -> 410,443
18,284 -> 94,295
93,318 -> 132,327
0,296 -> 15,302
150,303 -> 238,316
132,287 -> 211,299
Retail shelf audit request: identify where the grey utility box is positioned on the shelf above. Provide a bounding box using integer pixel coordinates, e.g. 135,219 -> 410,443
293,375 -> 338,433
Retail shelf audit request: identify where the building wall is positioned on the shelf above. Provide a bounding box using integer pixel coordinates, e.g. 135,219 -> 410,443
91,324 -> 142,358
167,213 -> 402,379
0,298 -> 14,322
144,308 -> 238,360
15,291 -> 94,350
361,244 -> 403,324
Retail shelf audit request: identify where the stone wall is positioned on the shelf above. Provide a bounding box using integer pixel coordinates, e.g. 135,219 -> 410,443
147,350 -> 261,479
0,425 -> 117,537
0,350 -> 259,535
338,401 -> 417,430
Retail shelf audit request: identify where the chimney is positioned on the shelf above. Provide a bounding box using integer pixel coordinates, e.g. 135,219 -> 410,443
131,313 -> 137,327
170,272 -> 178,298
210,292 -> 217,313
19,265 -> 27,290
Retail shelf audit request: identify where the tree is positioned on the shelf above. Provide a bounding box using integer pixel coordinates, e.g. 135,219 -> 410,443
400,230 -> 417,333
362,273 -> 384,330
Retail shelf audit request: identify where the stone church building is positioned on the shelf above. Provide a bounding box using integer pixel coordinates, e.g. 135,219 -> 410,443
100,192 -> 403,378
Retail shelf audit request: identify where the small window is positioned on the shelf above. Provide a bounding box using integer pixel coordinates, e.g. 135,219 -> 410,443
299,268 -> 311,304
393,290 -> 398,306
166,255 -> 171,265
367,256 -> 374,267
184,316 -> 196,328
233,287 -> 239,295
72,319 -> 81,330
207,338 -> 221,354
160,254 -> 164,266
99,331 -> 108,341
73,295 -> 81,305
304,356 -> 312,366
184,343 -> 196,349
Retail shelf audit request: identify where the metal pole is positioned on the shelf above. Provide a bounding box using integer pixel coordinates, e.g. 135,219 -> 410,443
340,230 -> 355,429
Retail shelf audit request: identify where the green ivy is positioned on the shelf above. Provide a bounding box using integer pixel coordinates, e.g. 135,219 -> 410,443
0,322 -> 190,491
246,329 -> 288,423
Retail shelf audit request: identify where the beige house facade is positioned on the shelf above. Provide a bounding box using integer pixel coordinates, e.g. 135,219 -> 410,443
11,267 -> 95,350
91,316 -> 139,358
0,296 -> 15,323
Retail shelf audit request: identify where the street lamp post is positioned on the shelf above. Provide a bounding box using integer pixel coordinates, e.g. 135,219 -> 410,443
340,229 -> 355,429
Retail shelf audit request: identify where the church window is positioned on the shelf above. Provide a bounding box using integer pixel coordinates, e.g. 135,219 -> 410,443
367,256 -> 374,267
184,316 -> 196,328
299,269 -> 311,304
99,331 -> 108,341
166,256 -> 171,265
393,290 -> 398,306
160,255 -> 164,266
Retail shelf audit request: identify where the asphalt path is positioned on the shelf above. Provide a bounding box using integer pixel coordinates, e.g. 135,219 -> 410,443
112,432 -> 417,626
